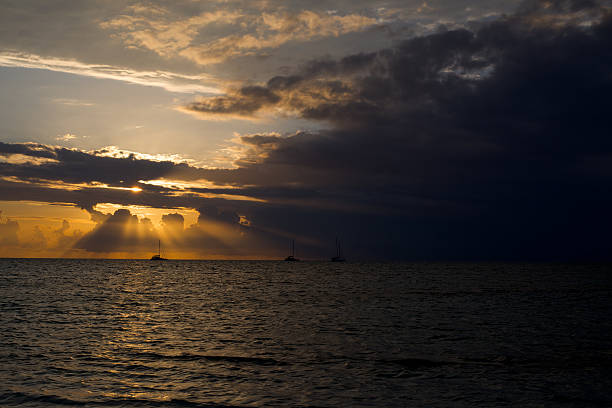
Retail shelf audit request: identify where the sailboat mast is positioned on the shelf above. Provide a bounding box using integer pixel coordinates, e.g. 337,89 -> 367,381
158,239 -> 161,257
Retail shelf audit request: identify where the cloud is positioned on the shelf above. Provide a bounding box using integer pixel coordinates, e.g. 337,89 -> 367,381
53,98 -> 95,107
0,52 -> 221,94
51,219 -> 78,248
0,141 -> 272,218
75,208 -> 156,253
181,28 -> 487,120
181,86 -> 281,119
162,212 -> 185,230
24,225 -> 47,250
102,7 -> 378,65
0,142 -> 207,188
0,211 -> 20,246
0,209 -> 85,256
56,133 -> 79,142
197,205 -> 241,225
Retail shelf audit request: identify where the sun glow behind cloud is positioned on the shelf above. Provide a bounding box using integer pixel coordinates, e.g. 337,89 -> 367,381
93,203 -> 198,228
137,178 -> 242,191
0,201 -> 94,258
0,199 -> 259,259
0,176 -> 142,193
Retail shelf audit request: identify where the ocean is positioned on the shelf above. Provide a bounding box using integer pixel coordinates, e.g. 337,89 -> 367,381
0,260 -> 611,407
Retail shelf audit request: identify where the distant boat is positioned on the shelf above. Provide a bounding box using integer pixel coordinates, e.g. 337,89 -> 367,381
331,237 -> 346,262
284,239 -> 300,262
151,239 -> 167,260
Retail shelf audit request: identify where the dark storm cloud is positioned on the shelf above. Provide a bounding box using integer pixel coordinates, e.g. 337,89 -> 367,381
177,0 -> 612,259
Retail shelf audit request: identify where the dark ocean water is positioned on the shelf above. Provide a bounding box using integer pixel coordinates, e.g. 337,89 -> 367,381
1,260 -> 611,407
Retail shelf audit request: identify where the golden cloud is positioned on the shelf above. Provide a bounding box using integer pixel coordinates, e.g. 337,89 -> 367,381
101,6 -> 378,65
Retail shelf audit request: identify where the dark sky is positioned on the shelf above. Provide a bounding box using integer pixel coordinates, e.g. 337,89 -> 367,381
1,0 -> 612,259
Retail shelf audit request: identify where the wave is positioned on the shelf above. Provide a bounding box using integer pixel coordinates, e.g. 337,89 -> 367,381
127,351 -> 287,366
382,352 -> 612,371
0,391 -> 243,407
552,393 -> 612,407
384,357 -> 457,369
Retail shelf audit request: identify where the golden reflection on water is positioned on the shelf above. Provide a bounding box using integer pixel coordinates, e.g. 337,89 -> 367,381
98,272 -> 174,401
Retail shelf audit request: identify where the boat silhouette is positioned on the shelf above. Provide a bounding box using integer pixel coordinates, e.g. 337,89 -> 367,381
284,239 -> 300,262
151,239 -> 167,260
331,237 -> 346,262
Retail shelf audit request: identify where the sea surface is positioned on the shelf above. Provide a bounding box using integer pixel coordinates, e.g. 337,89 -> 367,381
1,260 -> 611,407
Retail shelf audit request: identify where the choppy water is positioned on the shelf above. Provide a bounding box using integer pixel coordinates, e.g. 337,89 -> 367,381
1,260 -> 611,407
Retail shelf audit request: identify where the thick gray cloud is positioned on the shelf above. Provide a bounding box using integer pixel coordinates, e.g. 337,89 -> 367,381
181,0 -> 612,259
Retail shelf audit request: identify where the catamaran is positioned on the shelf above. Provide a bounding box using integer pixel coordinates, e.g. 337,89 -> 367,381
284,239 -> 300,262
331,237 -> 346,262
150,239 -> 167,260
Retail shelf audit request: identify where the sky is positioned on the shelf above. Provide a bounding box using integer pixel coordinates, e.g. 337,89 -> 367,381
1,0 -> 611,260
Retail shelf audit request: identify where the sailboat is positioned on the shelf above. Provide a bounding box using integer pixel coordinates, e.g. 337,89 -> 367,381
331,237 -> 346,262
150,239 -> 167,260
284,239 -> 300,262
